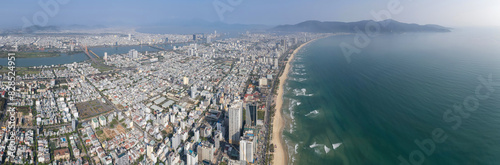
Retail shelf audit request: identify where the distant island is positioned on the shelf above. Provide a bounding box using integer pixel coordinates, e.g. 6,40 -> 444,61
271,19 -> 451,33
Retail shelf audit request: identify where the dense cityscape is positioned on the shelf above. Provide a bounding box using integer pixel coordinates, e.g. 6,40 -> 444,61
0,30 -> 327,165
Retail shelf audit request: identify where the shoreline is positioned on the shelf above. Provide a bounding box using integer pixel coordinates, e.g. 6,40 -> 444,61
271,37 -> 325,165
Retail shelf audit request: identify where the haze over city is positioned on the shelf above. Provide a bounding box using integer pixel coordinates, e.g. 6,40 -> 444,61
0,0 -> 499,28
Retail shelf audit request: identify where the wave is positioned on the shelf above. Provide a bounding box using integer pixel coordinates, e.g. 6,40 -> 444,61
305,110 -> 319,117
309,142 -> 320,148
285,139 -> 297,164
291,77 -> 307,82
293,88 -> 314,96
309,142 -> 336,154
324,146 -> 331,153
293,72 -> 307,76
295,64 -> 305,68
288,98 -> 297,133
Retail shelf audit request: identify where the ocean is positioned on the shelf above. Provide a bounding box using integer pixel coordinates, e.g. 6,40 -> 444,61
281,28 -> 500,164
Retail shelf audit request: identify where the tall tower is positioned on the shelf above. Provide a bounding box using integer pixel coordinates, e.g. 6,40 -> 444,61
229,100 -> 243,144
191,85 -> 197,99
103,52 -> 108,62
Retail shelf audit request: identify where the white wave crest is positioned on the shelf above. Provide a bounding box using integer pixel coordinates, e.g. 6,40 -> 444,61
309,142 -> 320,148
305,110 -> 319,117
293,88 -> 314,96
324,146 -> 331,153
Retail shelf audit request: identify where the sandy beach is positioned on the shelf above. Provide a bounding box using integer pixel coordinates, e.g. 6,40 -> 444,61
271,38 -> 319,165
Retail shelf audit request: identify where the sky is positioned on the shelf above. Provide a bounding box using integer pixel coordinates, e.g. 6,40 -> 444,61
0,0 -> 499,28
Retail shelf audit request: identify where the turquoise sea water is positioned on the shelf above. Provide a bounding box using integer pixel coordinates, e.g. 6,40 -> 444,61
282,28 -> 500,164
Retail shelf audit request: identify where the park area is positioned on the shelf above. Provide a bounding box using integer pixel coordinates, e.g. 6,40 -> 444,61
76,100 -> 114,119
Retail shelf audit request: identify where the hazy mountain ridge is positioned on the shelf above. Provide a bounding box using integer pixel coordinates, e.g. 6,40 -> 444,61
271,19 -> 451,33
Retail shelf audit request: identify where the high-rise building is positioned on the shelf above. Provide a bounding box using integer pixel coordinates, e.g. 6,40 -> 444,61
128,49 -> 138,59
189,48 -> 195,56
259,78 -> 268,87
183,77 -> 190,85
239,131 -> 256,163
171,133 -> 181,150
147,141 -> 155,161
246,103 -> 257,126
193,34 -> 197,41
72,119 -> 77,131
186,150 -> 198,165
215,131 -> 221,149
229,100 -> 243,144
103,52 -> 108,62
128,34 -> 131,41
197,142 -> 214,163
191,85 -> 197,99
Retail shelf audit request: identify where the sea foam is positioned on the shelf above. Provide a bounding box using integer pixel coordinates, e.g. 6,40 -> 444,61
305,110 -> 319,117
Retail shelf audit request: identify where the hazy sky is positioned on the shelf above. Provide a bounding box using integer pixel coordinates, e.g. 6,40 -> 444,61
0,0 -> 498,28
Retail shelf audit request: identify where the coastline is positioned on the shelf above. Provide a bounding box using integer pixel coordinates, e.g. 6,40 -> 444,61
271,37 -> 324,165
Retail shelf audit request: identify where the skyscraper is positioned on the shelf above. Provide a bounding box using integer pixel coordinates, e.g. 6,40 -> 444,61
246,103 -> 257,126
191,85 -> 197,99
103,52 -> 108,62
240,131 -> 256,163
229,100 -> 243,144
129,49 -> 138,59
72,119 -> 77,131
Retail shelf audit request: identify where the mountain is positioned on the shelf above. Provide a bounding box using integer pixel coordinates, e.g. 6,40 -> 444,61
271,19 -> 451,33
23,25 -> 60,33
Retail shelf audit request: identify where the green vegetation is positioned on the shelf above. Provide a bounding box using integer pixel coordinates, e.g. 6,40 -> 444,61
257,110 -> 265,120
16,106 -> 31,115
0,51 -> 60,58
0,66 -> 41,75
66,134 -> 75,160
91,62 -> 114,72
242,108 -> 246,120
96,129 -> 104,136
132,155 -> 145,165
110,119 -> 118,128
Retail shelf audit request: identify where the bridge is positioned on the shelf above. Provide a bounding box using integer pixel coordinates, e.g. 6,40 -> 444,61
89,50 -> 100,59
80,45 -> 97,62
149,44 -> 167,51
